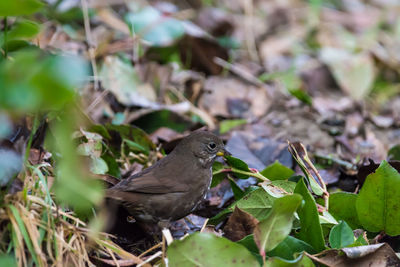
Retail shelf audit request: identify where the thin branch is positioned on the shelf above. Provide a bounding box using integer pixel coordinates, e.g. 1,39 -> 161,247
81,0 -> 99,90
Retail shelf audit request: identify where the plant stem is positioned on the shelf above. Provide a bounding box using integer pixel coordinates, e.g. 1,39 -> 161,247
213,167 -> 270,182
3,17 -> 8,59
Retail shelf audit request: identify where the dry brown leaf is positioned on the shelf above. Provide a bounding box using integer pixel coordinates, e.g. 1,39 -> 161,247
199,76 -> 271,119
223,207 -> 258,242
307,243 -> 400,267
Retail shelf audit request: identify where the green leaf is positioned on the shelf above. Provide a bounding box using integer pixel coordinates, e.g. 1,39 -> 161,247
208,187 -> 273,225
225,155 -> 250,179
288,143 -> 324,196
350,234 -> 368,247
388,145 -> 400,161
236,235 -> 263,265
0,254 -> 16,267
267,236 -> 316,260
0,20 -> 40,47
356,160 -> 400,236
329,221 -> 355,249
0,0 -> 44,16
229,179 -> 245,200
8,205 -> 39,266
254,194 -> 302,253
235,188 -> 276,221
105,124 -> 155,155
132,109 -> 193,134
219,119 -> 247,134
319,210 -> 338,225
125,7 -> 185,47
49,111 -> 104,215
101,152 -> 120,177
294,178 -> 325,252
261,180 -> 296,198
211,161 -> 225,187
260,161 -> 295,181
329,192 -> 361,229
90,157 -> 109,175
88,124 -> 112,140
168,232 -> 259,266
99,56 -> 157,107
265,253 -> 315,267
124,139 -> 148,153
289,89 -> 312,105
0,50 -> 88,113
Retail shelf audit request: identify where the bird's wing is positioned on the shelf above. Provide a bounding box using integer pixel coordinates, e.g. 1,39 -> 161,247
110,157 -> 190,194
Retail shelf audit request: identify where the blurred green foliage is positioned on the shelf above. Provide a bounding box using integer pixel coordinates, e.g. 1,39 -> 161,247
125,6 -> 185,47
0,0 -> 44,16
0,50 -> 88,112
0,0 -> 102,216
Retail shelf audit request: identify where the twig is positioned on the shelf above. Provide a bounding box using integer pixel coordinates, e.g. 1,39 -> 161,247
214,57 -> 263,87
167,86 -> 216,129
288,141 -> 330,210
213,57 -> 273,98
243,0 -> 260,62
314,154 -> 356,170
3,17 -> 8,58
81,0 -> 99,90
139,243 -> 162,258
137,251 -> 162,267
213,167 -> 270,182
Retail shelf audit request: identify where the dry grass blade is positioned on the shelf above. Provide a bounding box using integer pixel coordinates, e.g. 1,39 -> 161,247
0,169 -> 144,267
7,204 -> 45,266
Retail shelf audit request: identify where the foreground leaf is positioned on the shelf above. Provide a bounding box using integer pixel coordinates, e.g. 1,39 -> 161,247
267,236 -> 316,260
265,253 -> 314,267
294,179 -> 325,252
225,155 -> 251,179
208,187 -> 273,225
329,221 -> 355,249
0,0 -> 44,16
356,160 -> 400,236
0,20 -> 40,46
168,232 -> 259,266
329,192 -> 361,229
0,50 -> 88,113
260,161 -> 295,181
254,194 -> 302,254
308,243 -> 400,267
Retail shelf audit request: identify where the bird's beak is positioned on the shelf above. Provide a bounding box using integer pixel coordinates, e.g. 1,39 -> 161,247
217,148 -> 231,157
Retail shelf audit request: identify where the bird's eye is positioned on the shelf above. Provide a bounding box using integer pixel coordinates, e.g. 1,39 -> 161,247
208,142 -> 217,149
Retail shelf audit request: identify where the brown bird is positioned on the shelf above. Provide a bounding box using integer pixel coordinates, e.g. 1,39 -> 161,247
106,130 -> 229,227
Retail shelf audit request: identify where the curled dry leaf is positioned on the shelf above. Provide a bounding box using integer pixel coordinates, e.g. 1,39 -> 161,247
307,243 -> 400,267
223,207 -> 258,242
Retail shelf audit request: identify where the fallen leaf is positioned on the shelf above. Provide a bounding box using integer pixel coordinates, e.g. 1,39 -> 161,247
99,56 -> 158,108
320,48 -> 375,100
307,243 -> 400,267
223,207 -> 258,242
168,232 -> 259,266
